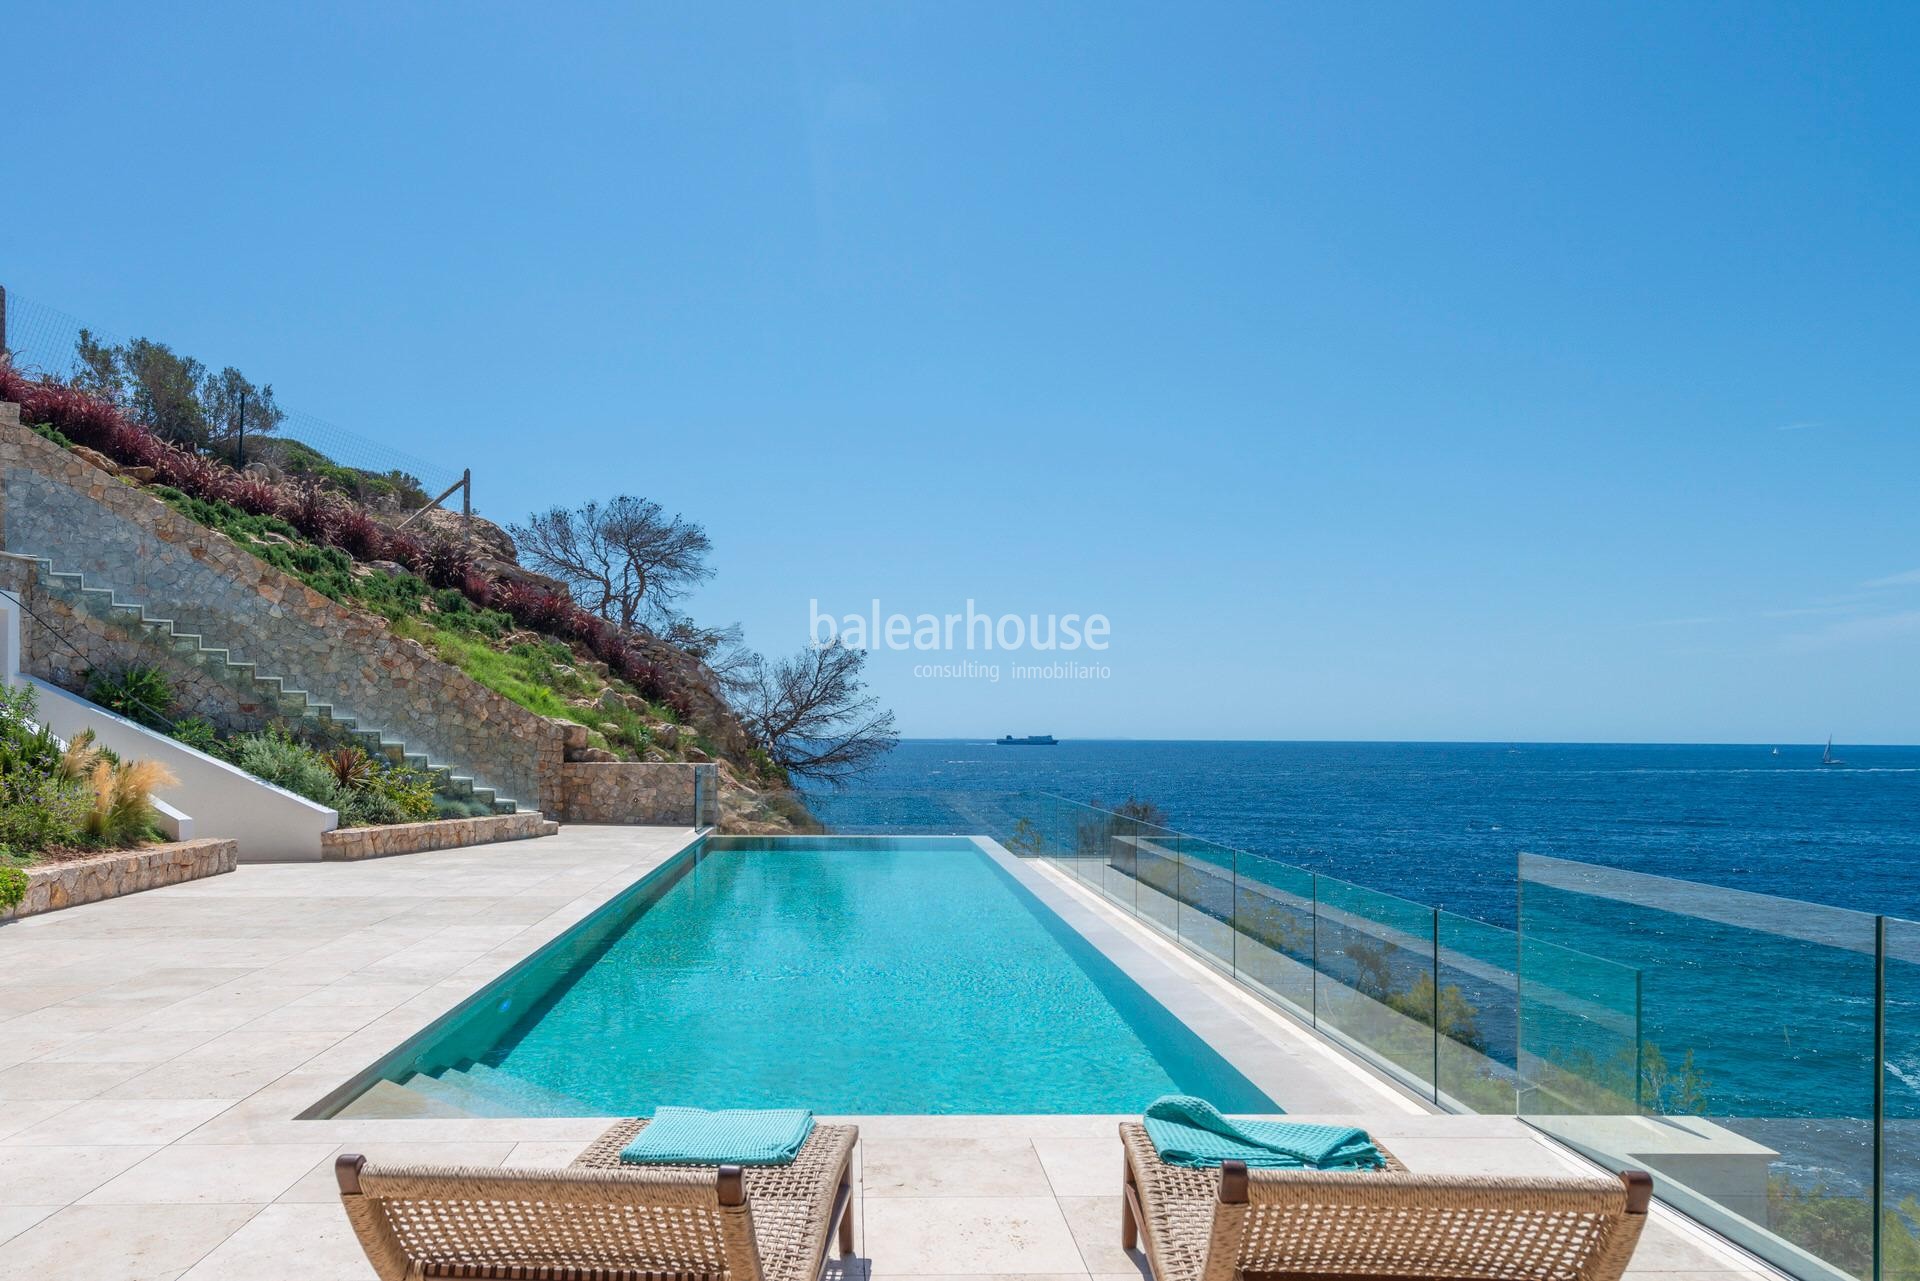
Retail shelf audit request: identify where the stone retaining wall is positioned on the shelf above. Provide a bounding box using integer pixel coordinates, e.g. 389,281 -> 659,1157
0,414 -> 569,812
2,839 -> 238,920
321,812 -> 558,860
0,555 -> 265,730
558,761 -> 716,825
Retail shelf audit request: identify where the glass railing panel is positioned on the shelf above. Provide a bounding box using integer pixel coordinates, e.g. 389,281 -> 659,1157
1130,817 -> 1182,936
1437,911 -> 1519,1114
1000,790 -> 1052,859
1100,811 -> 1144,910
1312,874 -> 1438,1097
1044,796 -> 1129,902
1173,833 -> 1237,973
1883,917 -> 1920,1281
1232,852 -> 1316,1017
1075,802 -> 1121,891
793,789 -> 1031,841
1043,793 -> 1075,873
1514,927 -> 1639,1117
1519,853 -> 1877,1281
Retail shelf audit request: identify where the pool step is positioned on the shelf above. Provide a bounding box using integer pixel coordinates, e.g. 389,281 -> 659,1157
459,1062 -> 599,1116
400,1059 -> 597,1119
406,1065 -> 519,1117
331,1078 -> 477,1120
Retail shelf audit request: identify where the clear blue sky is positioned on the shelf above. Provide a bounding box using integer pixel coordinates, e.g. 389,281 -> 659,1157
6,3 -> 1917,743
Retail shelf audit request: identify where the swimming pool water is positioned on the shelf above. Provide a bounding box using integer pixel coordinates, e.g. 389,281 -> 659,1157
376,839 -> 1275,1115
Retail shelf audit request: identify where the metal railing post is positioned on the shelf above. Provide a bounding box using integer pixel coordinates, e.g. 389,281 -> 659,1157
1874,915 -> 1887,1281
1310,874 -> 1320,1029
1634,970 -> 1645,1114
1432,904 -> 1442,1102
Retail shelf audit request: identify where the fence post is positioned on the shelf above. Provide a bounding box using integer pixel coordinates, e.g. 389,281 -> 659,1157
0,283 -> 8,359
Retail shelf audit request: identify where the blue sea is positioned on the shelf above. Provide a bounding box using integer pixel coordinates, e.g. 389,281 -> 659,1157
837,739 -> 1920,927
831,739 -> 1920,1206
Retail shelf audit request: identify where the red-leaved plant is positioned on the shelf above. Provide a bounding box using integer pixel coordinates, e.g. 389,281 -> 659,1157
0,364 -> 702,719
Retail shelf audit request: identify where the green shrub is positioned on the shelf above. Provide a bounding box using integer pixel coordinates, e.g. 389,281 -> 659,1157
0,686 -> 90,856
427,588 -> 512,639
0,771 -> 89,853
169,716 -> 230,759
229,730 -> 348,810
339,760 -> 437,826
595,704 -> 654,756
0,865 -> 27,913
222,730 -> 435,827
273,439 -> 429,508
0,686 -> 64,779
83,664 -> 176,730
433,795 -> 495,819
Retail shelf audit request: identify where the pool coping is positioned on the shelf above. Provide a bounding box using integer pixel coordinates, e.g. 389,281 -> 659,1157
983,838 -> 1431,1117
295,828 -> 711,1119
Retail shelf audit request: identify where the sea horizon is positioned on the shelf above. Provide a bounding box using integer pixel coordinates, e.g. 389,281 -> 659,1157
892,735 -> 1920,748
828,739 -> 1920,926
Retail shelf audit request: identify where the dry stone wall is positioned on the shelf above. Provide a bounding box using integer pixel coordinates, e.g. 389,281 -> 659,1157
0,416 -> 567,812
320,812 -> 558,860
2,839 -> 238,919
0,554 -> 268,732
559,761 -> 715,825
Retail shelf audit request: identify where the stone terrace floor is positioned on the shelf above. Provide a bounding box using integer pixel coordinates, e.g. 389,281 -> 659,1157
0,826 -> 1782,1281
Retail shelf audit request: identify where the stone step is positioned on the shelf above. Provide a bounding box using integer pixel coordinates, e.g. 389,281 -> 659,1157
29,556 -> 519,818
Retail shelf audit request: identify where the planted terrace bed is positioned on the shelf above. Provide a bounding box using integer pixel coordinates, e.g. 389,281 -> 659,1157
1,838 -> 238,920
320,812 -> 558,861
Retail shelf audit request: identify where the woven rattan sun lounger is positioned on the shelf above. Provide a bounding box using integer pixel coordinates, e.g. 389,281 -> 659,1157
336,1119 -> 857,1281
1119,1121 -> 1650,1281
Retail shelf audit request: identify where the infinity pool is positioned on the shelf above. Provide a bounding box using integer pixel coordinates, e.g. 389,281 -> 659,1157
325,837 -> 1276,1116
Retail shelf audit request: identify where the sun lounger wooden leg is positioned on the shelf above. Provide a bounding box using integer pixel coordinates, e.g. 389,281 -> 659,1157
838,1162 -> 856,1255
1121,1155 -> 1139,1251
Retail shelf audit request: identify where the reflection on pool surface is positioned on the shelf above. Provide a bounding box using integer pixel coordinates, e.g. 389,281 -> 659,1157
327,837 -> 1276,1116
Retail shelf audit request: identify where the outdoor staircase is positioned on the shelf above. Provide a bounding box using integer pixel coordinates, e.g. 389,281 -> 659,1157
19,555 -> 520,814
336,1060 -> 592,1119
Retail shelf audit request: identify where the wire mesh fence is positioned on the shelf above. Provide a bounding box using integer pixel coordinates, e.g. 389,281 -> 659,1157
0,286 -> 464,498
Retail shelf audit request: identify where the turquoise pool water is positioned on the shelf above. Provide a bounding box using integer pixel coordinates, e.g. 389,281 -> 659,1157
355,838 -> 1275,1116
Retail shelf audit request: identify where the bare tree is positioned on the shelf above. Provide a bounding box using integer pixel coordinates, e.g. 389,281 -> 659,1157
737,643 -> 898,783
508,497 -> 714,631
657,616 -> 757,697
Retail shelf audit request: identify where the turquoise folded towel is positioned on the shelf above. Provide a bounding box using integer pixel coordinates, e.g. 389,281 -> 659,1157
1143,1094 -> 1383,1170
619,1106 -> 815,1166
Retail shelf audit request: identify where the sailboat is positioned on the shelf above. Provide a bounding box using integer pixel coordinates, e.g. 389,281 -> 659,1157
1821,736 -> 1846,768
